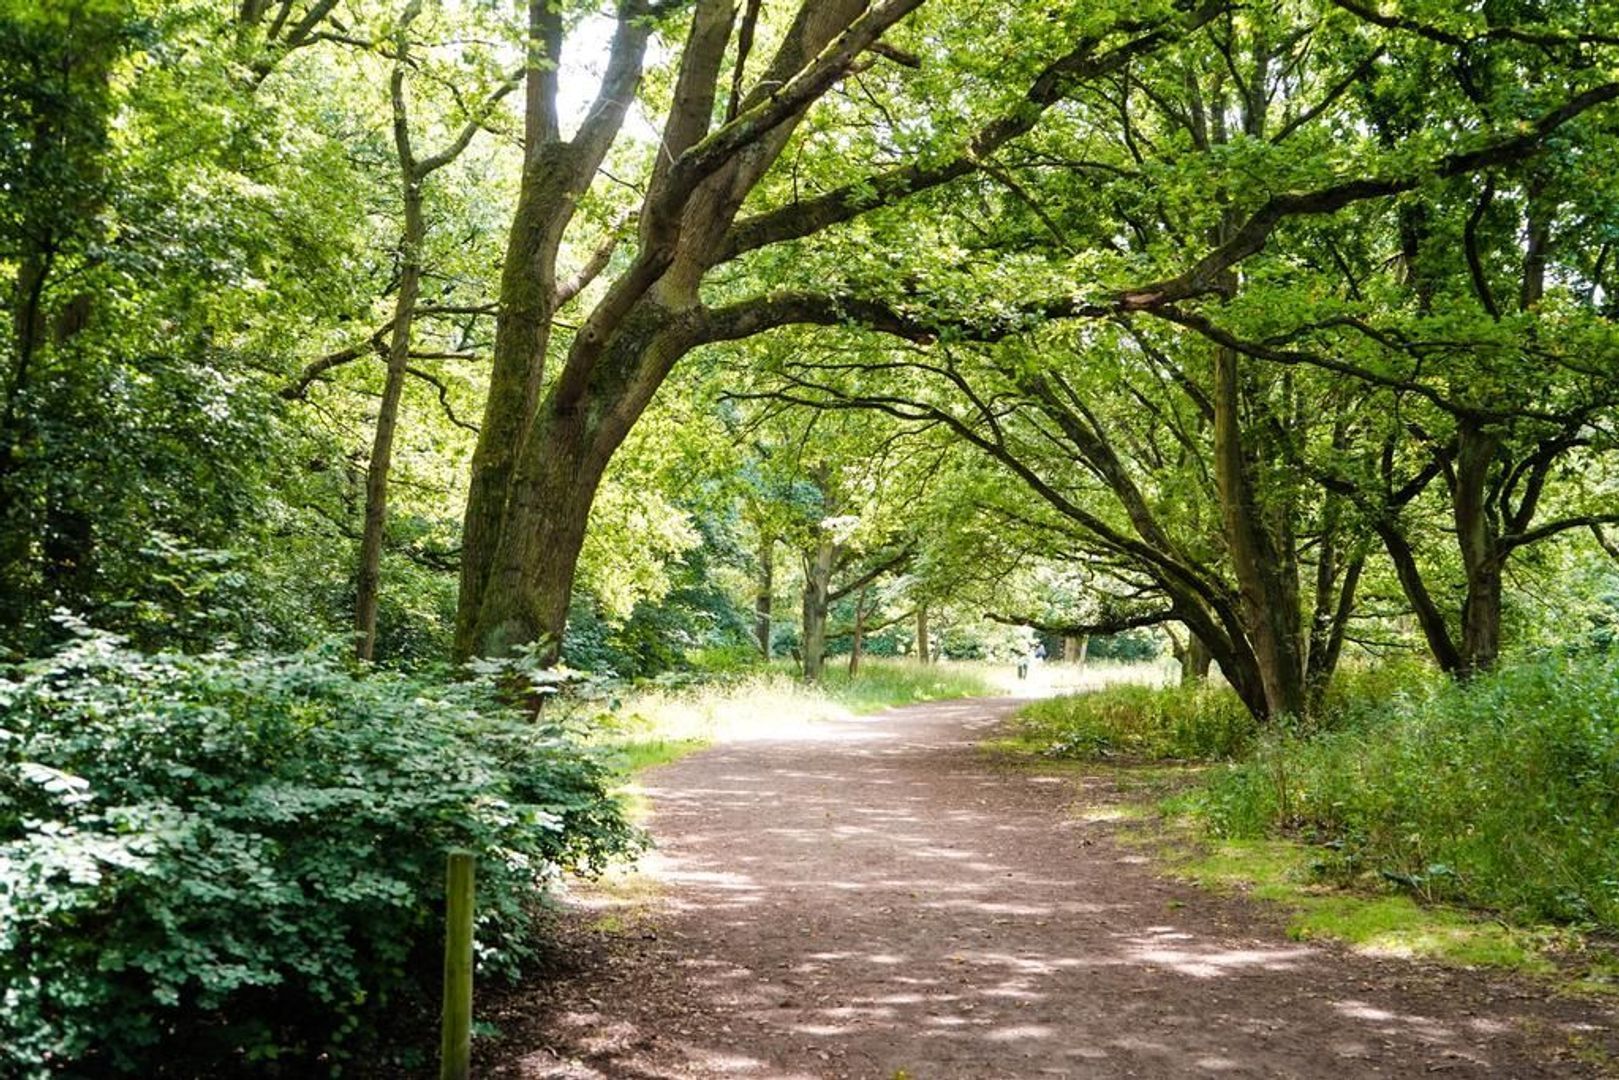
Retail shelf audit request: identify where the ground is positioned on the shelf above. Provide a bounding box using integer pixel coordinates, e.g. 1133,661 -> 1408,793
485,697 -> 1618,1078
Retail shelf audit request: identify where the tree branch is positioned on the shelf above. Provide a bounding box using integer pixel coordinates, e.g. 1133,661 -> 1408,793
1120,80 -> 1619,309
985,609 -> 1176,636
720,1 -> 1225,259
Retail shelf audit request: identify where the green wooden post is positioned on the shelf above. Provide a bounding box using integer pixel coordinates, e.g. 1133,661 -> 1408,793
440,851 -> 475,1080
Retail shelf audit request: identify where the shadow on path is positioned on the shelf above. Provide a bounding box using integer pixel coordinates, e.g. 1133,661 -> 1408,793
494,697 -> 1616,1079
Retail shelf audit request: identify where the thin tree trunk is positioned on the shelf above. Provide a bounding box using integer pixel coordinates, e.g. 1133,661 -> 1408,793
354,185 -> 424,660
1211,345 -> 1307,719
1375,518 -> 1463,673
916,605 -> 930,663
1455,424 -> 1503,676
847,586 -> 868,676
1306,555 -> 1362,713
1183,633 -> 1212,685
754,533 -> 773,658
801,538 -> 834,682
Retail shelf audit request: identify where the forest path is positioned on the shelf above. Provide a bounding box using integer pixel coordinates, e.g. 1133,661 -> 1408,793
492,696 -> 1616,1079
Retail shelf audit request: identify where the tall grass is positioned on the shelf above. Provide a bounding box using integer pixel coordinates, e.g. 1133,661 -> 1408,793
1194,653 -> 1619,931
1013,682 -> 1256,761
817,658 -> 998,712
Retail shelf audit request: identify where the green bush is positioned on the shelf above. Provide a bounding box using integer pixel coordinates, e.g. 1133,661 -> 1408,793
0,627 -> 639,1076
1015,683 -> 1255,761
1194,653 -> 1619,930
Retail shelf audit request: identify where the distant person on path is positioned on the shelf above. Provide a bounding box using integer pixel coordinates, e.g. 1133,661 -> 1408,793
1018,640 -> 1045,680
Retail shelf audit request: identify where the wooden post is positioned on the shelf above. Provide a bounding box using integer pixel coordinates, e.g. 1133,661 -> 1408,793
440,851 -> 475,1080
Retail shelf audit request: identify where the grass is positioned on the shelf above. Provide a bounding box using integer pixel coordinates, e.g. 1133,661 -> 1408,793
1151,831 -> 1554,971
983,659 -> 1619,987
1002,654 -> 1619,972
815,658 -> 998,712
1193,653 -> 1619,933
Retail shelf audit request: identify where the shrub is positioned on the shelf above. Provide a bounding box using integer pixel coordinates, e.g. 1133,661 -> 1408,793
1015,683 -> 1255,761
1194,653 -> 1619,931
0,627 -> 639,1076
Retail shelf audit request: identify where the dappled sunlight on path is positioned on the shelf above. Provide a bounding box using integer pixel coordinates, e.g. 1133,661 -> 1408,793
499,697 -> 1615,1079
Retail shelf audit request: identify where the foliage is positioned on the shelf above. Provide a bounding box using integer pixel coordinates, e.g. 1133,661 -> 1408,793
1193,653 -> 1619,931
0,625 -> 638,1075
1014,683 -> 1256,762
1084,630 -> 1163,663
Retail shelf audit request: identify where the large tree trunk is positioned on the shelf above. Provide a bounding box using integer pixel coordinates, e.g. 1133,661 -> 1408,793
455,176 -> 566,660
464,403 -> 612,662
754,533 -> 773,658
1211,346 -> 1308,719
801,538 -> 834,682
354,184 -> 424,660
916,605 -> 930,662
454,7 -> 651,661
1063,633 -> 1089,666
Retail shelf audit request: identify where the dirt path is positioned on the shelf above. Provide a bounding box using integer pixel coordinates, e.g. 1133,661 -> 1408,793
491,697 -> 1617,1078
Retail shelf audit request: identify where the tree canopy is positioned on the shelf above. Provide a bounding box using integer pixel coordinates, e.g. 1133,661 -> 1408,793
3,0 -> 1617,696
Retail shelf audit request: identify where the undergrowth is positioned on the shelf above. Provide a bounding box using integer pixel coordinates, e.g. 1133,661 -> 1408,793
1194,652 -> 1619,933
1012,682 -> 1256,761
1007,653 -> 1619,968
0,628 -> 639,1076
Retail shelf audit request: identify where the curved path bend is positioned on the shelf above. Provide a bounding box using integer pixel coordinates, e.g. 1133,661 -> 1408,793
494,697 -> 1617,1079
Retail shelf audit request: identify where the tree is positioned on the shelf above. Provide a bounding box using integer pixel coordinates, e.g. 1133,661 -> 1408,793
453,0 -> 1228,661
350,2 -> 516,660
726,0 -> 1619,716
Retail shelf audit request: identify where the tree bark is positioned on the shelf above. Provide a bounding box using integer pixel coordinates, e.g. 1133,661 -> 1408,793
916,605 -> 930,663
801,538 -> 834,682
354,182 -> 424,660
1211,345 -> 1308,719
847,586 -> 868,676
754,533 -> 774,658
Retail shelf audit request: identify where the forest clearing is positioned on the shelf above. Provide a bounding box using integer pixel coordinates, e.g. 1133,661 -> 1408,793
4,0 -> 1619,1075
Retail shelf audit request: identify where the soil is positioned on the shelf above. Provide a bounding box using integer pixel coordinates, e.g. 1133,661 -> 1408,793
484,696 -> 1618,1078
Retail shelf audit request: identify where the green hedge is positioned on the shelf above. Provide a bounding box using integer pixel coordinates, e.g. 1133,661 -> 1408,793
0,628 -> 639,1075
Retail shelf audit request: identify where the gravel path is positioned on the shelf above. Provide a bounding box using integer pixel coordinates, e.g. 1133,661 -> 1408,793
492,696 -> 1617,1078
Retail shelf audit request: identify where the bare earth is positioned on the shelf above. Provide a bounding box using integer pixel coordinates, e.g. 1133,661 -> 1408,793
488,697 -> 1618,1078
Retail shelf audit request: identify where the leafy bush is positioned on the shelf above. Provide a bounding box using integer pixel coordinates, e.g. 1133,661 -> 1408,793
1015,683 -> 1256,761
0,626 -> 639,1076
1193,653 -> 1619,930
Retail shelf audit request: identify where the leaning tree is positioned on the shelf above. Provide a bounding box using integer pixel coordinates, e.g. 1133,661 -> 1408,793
454,0 -> 1229,659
